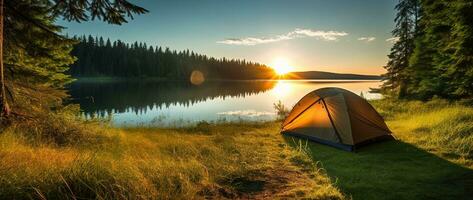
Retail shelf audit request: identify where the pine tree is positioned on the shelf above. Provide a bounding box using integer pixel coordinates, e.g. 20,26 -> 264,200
68,36 -> 276,80
382,0 -> 420,98
409,0 -> 473,99
0,0 -> 148,117
444,0 -> 473,98
406,0 -> 444,99
2,1 -> 76,115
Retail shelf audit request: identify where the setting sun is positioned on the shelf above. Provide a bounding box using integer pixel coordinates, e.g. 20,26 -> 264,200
271,58 -> 292,75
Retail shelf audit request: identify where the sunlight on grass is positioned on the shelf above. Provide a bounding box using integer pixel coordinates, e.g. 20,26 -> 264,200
0,121 -> 343,199
1,99 -> 472,199
283,99 -> 473,200
371,99 -> 473,165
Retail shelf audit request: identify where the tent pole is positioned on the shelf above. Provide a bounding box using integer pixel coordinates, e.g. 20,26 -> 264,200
282,98 -> 321,129
322,99 -> 343,143
347,110 -> 392,133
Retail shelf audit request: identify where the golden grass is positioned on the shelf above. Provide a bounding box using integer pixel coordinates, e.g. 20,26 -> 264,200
2,98 -> 472,199
0,121 -> 344,199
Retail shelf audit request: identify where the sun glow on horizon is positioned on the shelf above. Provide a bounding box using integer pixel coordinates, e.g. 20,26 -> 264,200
271,58 -> 293,75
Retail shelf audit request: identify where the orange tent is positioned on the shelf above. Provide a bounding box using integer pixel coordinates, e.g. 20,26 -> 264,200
281,87 -> 393,151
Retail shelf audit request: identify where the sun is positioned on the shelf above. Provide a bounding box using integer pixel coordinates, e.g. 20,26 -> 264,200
271,58 -> 292,75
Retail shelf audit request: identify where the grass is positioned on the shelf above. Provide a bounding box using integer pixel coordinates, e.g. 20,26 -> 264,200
0,120 -> 343,199
1,99 -> 472,199
372,99 -> 473,165
284,99 -> 473,200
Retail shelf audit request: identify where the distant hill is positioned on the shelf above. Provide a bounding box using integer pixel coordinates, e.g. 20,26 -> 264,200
284,71 -> 381,80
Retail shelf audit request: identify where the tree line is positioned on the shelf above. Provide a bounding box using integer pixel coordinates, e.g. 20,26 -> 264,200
70,35 -> 275,80
382,0 -> 473,100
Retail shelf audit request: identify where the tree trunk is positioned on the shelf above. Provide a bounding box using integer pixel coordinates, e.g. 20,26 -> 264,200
398,79 -> 408,98
0,0 -> 11,118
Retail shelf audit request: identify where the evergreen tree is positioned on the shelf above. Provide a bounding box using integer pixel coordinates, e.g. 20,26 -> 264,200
382,0 -> 420,98
68,36 -> 276,80
0,0 -> 147,117
2,0 -> 76,115
407,0 -> 473,99
448,0 -> 473,98
406,0 -> 444,99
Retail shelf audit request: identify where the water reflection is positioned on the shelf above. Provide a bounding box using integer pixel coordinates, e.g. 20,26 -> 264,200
271,81 -> 293,98
68,80 -> 276,117
68,80 -> 381,126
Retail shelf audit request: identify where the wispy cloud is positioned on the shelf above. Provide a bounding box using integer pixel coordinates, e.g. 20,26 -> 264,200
358,37 -> 376,42
217,28 -> 348,45
386,37 -> 400,43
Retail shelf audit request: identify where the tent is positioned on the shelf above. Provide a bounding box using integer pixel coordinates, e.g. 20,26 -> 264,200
281,87 -> 393,151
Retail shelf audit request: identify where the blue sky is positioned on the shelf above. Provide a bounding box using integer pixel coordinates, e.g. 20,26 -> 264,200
59,0 -> 397,75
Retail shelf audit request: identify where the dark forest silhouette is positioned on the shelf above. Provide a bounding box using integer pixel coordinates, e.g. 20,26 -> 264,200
69,35 -> 276,80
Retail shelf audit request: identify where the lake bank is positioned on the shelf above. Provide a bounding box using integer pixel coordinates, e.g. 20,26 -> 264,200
1,99 -> 472,199
0,120 -> 343,199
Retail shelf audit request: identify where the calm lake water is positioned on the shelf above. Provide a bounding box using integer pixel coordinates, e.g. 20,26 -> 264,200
68,80 -> 382,127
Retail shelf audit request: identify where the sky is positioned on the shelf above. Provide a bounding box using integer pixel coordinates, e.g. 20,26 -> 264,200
59,0 -> 398,75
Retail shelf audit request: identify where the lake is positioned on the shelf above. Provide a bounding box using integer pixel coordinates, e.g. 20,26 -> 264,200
68,80 -> 382,127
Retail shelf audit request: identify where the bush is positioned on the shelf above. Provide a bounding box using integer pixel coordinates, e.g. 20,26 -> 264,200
9,105 -> 110,146
273,100 -> 289,121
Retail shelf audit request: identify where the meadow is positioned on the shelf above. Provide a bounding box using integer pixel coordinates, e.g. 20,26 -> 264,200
0,114 -> 342,199
0,99 -> 472,199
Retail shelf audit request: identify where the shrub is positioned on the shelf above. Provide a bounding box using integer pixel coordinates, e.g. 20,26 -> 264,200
273,100 -> 289,121
9,105 -> 110,146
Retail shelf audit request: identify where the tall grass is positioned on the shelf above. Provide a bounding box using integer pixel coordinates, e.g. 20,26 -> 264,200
0,115 -> 343,199
371,98 -> 473,167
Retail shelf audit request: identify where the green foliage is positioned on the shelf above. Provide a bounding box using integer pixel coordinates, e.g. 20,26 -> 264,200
381,0 -> 420,98
384,0 -> 473,100
51,0 -> 148,25
3,1 -> 76,113
273,100 -> 289,121
1,0 -> 148,117
438,0 -> 473,98
69,35 -> 276,80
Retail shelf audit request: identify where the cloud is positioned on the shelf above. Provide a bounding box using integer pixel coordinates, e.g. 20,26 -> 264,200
217,28 -> 348,45
358,37 -> 376,42
386,37 -> 400,43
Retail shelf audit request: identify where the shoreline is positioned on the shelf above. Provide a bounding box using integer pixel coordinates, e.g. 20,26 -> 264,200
1,99 -> 472,199
71,76 -> 382,83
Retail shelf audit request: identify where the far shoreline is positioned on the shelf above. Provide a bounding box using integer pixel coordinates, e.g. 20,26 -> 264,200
71,76 -> 382,83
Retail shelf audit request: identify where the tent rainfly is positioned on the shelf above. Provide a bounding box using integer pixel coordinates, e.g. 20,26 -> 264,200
281,87 -> 393,151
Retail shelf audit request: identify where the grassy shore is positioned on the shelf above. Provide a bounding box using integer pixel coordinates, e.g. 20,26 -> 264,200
1,99 -> 472,199
0,120 -> 342,199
